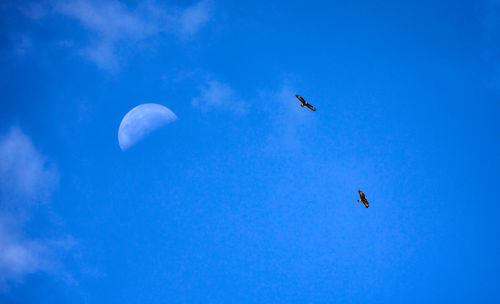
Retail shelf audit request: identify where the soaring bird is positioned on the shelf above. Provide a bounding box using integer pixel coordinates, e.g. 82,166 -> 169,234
357,190 -> 369,208
296,94 -> 316,111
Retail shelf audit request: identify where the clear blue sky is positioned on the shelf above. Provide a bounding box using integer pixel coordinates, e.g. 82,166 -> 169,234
0,0 -> 499,303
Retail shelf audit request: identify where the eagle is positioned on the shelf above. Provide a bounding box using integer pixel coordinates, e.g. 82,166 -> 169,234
296,94 -> 316,111
357,190 -> 369,208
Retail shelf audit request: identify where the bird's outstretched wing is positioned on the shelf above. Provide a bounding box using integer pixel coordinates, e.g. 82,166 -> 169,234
296,95 -> 306,103
305,103 -> 316,111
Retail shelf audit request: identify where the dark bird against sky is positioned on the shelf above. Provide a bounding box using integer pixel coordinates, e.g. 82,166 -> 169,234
296,94 -> 316,111
357,190 -> 369,208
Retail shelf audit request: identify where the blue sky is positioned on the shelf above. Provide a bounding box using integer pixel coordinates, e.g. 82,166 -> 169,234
0,0 -> 499,303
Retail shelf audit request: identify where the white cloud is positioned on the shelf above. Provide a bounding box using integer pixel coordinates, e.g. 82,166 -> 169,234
46,0 -> 213,70
192,79 -> 249,114
0,127 -> 70,288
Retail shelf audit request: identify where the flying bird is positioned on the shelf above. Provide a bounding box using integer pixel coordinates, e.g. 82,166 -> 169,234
296,95 -> 316,111
357,190 -> 369,208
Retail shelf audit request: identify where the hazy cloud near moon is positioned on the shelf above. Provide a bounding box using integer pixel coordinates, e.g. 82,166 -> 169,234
118,103 -> 178,151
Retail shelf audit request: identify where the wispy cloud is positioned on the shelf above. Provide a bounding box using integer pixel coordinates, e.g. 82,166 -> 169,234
0,127 -> 58,204
18,0 -> 213,70
53,0 -> 213,70
52,0 -> 160,70
178,0 -> 213,36
0,223 -> 50,285
192,79 -> 249,114
0,127 -> 71,288
261,83 -> 317,152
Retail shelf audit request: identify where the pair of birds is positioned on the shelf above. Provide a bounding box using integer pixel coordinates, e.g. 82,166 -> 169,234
296,95 -> 370,209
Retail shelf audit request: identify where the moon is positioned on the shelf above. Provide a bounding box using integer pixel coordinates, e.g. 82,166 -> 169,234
118,103 -> 177,151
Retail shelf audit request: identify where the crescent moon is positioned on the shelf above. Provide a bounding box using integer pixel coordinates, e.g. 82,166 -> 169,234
118,103 -> 177,151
